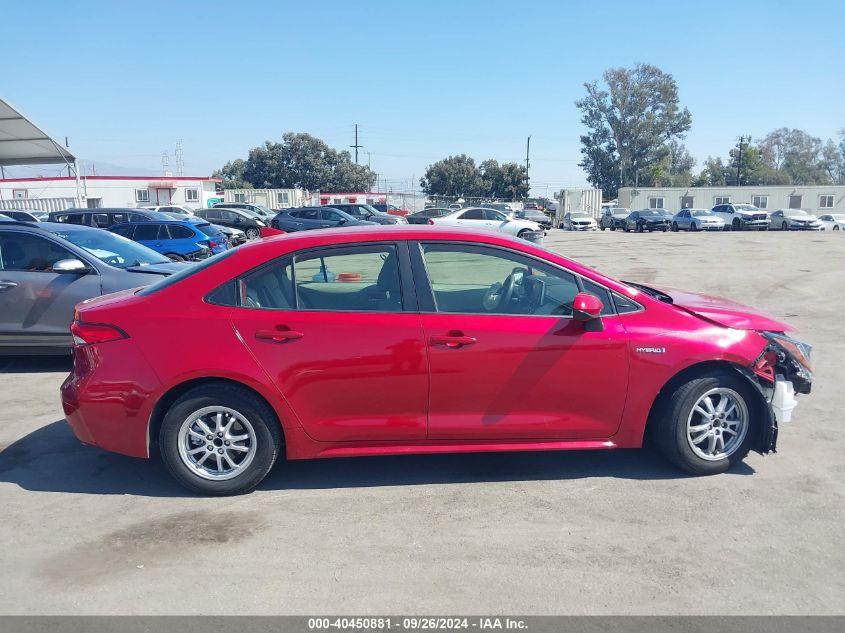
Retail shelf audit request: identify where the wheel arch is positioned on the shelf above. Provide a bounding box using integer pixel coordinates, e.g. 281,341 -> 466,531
643,359 -> 775,454
147,376 -> 286,458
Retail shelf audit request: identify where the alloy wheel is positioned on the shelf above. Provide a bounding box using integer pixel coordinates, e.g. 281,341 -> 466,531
178,406 -> 257,480
686,388 -> 749,461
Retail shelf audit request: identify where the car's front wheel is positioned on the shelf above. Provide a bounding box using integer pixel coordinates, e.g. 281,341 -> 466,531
654,371 -> 754,475
245,227 -> 260,239
159,383 -> 282,495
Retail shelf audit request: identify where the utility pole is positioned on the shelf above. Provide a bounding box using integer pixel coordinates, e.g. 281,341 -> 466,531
350,124 -> 363,164
525,136 -> 531,179
736,135 -> 750,186
66,137 -> 71,177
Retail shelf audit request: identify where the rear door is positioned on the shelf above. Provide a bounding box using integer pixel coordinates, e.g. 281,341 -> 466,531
133,223 -> 165,252
0,230 -> 102,347
229,242 -> 429,442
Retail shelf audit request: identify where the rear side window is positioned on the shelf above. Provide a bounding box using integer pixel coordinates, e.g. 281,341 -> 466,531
111,225 -> 134,238
612,292 -> 642,314
239,257 -> 295,310
169,225 -> 195,239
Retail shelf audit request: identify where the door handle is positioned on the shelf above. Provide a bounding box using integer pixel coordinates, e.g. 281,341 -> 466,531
255,328 -> 304,343
430,332 -> 477,348
0,280 -> 18,292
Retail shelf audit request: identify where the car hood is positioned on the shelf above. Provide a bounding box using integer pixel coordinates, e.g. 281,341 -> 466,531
649,285 -> 795,332
124,262 -> 188,275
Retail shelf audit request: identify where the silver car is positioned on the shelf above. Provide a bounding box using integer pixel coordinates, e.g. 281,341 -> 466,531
672,208 -> 725,232
0,221 -> 188,354
769,209 -> 823,231
561,212 -> 598,231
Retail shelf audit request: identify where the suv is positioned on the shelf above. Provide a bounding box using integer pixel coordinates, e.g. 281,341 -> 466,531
711,203 -> 769,231
213,202 -> 275,220
195,207 -> 266,239
47,208 -> 172,228
109,220 -> 228,261
322,203 -> 406,225
600,207 -> 631,230
0,220 -> 183,353
271,207 -> 376,231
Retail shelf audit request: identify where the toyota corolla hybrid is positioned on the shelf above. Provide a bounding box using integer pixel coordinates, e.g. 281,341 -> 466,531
61,226 -> 813,495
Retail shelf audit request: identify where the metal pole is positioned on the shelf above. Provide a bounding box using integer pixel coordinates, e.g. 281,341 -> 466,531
74,159 -> 83,207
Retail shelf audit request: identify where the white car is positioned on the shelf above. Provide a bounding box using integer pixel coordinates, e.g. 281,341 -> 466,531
141,204 -> 197,216
818,213 -> 845,231
710,203 -> 769,230
561,212 -> 598,231
430,207 -> 543,239
768,209 -> 823,231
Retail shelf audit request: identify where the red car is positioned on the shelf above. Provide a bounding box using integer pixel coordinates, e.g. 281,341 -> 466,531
61,226 -> 813,495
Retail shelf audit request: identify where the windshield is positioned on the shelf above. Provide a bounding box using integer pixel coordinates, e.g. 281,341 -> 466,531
194,222 -> 223,237
49,227 -> 170,268
641,210 -> 661,216
361,204 -> 382,215
786,209 -> 809,217
691,210 -> 714,217
735,204 -> 757,212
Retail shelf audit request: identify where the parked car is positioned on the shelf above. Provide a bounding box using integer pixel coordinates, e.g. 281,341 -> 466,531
61,225 -> 813,494
561,212 -> 598,231
29,211 -> 51,221
371,203 -> 410,217
769,209 -> 823,231
710,203 -> 769,231
513,209 -> 553,230
0,209 -> 41,222
406,208 -> 453,224
0,220 -> 186,354
0,214 -> 12,221
523,201 -> 540,211
48,208 -> 173,228
600,207 -> 631,231
195,207 -> 267,239
430,207 -> 543,239
448,203 -> 463,211
271,207 -> 375,231
141,205 -> 197,216
818,213 -> 845,231
671,209 -> 725,232
213,202 -> 275,220
624,209 -> 670,232
109,220 -> 227,261
480,203 -> 514,214
158,211 -> 245,247
322,203 -> 407,225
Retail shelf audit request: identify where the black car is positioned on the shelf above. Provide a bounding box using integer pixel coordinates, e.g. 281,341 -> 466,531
406,208 -> 452,224
47,208 -> 173,228
513,209 -> 553,229
0,209 -> 41,222
271,207 -> 376,231
624,209 -> 670,232
195,207 -> 266,239
322,203 -> 406,225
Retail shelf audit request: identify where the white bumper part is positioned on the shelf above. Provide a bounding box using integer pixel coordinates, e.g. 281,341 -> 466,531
771,379 -> 797,424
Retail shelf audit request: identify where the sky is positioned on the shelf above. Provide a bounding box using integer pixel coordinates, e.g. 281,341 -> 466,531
2,0 -> 843,195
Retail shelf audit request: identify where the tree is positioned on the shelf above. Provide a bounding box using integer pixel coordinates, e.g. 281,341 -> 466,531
212,159 -> 251,189
419,155 -> 484,197
759,128 -> 827,185
726,143 -> 787,186
217,133 -> 376,192
692,157 -> 728,186
819,134 -> 845,184
650,141 -> 695,187
576,63 -> 692,193
479,159 -> 529,200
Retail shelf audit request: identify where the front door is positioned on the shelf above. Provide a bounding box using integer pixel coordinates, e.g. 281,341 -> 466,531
156,188 -> 172,205
0,231 -> 102,347
229,242 -> 428,442
416,242 -> 629,440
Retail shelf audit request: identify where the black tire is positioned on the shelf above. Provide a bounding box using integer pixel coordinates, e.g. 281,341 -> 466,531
653,370 -> 755,475
732,218 -> 741,231
517,229 -> 529,239
636,223 -> 643,233
672,222 -> 679,232
834,225 -> 840,231
245,227 -> 260,240
610,225 -> 616,231
159,383 -> 283,495
662,226 -> 668,232
600,226 -> 606,231
781,221 -> 788,231
691,223 -> 698,232
166,253 -> 185,262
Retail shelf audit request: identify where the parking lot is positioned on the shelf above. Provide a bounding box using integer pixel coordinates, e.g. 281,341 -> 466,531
0,229 -> 843,615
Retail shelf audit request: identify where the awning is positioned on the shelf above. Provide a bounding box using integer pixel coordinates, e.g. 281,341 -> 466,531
0,98 -> 76,166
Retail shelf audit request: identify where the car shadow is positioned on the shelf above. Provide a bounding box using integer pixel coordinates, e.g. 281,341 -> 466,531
0,420 -> 754,498
0,355 -> 72,374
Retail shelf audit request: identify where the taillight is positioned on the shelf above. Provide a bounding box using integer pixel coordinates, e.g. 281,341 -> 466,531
71,321 -> 128,346
209,241 -> 219,248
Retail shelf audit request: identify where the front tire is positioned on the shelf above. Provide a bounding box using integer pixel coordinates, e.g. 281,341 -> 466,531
672,222 -> 679,232
653,371 -> 754,475
835,225 -> 840,231
782,221 -> 788,231
245,227 -> 260,240
159,383 -> 282,495
732,218 -> 741,231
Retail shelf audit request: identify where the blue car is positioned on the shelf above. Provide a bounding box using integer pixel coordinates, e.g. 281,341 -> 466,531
108,219 -> 229,261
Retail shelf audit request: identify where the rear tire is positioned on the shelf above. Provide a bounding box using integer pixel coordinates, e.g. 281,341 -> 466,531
653,370 -> 755,475
782,221 -> 788,231
159,383 -> 282,495
245,227 -> 260,240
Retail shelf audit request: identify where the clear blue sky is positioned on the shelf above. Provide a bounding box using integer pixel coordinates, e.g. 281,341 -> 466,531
2,0 -> 843,195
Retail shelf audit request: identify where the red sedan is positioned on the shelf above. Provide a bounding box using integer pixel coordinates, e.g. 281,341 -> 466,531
61,226 -> 813,495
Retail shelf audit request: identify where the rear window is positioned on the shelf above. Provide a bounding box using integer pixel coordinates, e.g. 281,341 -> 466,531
137,248 -> 238,296
195,223 -> 223,237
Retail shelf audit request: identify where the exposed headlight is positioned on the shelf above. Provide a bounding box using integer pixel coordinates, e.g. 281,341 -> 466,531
762,331 -> 812,372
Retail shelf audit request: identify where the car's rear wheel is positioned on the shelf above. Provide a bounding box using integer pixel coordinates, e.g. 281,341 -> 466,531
654,371 -> 754,475
782,221 -> 788,231
834,225 -> 840,231
610,225 -> 616,231
245,227 -> 260,239
159,383 -> 282,495
166,253 -> 185,262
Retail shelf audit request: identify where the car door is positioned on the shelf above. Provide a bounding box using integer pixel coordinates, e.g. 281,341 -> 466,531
0,230 -> 102,347
320,208 -> 346,228
455,208 -> 486,229
132,223 -> 165,252
296,208 -> 324,230
228,242 -> 429,442
414,241 -> 628,440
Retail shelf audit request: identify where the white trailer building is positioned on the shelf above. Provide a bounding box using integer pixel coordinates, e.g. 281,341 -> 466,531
223,188 -> 307,209
0,175 -> 222,211
619,185 -> 845,215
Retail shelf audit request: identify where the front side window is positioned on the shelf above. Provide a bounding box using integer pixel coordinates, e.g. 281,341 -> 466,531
459,209 -> 484,220
135,189 -> 150,202
133,224 -> 162,241
421,243 -> 580,317
820,195 -> 835,209
0,232 -> 76,272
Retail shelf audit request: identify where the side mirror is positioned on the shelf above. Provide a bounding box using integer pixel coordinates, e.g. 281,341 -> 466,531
337,218 -> 347,225
572,292 -> 603,321
54,259 -> 89,274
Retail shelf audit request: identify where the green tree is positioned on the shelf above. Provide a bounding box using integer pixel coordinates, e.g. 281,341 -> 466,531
759,128 -> 827,185
819,134 -> 845,184
479,159 -> 529,200
650,141 -> 695,187
419,154 -> 484,197
212,159 -> 251,189
576,63 -> 692,193
220,133 -> 376,192
692,157 -> 728,186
